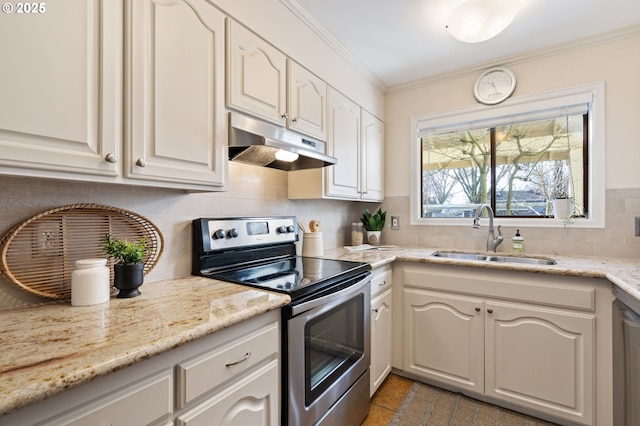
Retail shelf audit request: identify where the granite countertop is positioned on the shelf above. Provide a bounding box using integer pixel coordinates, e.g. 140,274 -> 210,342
4,246 -> 640,417
321,246 -> 640,303
0,276 -> 290,416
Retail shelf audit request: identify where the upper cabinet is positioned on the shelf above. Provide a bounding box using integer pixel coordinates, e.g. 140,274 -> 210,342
226,20 -> 287,127
226,20 -> 327,141
0,0 -> 226,190
360,109 -> 384,201
126,0 -> 227,188
288,87 -> 384,202
0,0 -> 122,177
287,61 -> 327,140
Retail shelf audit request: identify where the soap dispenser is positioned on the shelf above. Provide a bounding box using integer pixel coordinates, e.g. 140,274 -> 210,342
512,229 -> 524,255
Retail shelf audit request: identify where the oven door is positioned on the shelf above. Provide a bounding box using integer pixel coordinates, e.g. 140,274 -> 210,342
285,273 -> 371,426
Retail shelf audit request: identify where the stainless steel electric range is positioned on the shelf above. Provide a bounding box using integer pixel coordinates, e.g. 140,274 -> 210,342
192,216 -> 371,426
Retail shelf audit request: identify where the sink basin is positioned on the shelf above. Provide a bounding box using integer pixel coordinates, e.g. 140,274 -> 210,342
432,251 -> 557,265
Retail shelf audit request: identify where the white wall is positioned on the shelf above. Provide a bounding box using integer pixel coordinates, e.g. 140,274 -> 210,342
381,31 -> 640,258
385,31 -> 640,196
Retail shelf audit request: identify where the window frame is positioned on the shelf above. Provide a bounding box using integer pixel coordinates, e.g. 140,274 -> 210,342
409,81 -> 605,228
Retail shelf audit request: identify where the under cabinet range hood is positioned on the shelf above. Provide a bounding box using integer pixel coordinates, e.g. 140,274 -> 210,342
228,112 -> 337,171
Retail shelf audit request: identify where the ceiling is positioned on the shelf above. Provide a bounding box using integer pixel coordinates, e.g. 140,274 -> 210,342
290,0 -> 640,88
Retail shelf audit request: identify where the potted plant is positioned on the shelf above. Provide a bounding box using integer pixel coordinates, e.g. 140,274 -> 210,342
102,234 -> 148,298
550,166 -> 572,221
360,208 -> 386,245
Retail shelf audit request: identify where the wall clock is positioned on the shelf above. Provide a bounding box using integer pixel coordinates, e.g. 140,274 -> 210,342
473,66 -> 517,105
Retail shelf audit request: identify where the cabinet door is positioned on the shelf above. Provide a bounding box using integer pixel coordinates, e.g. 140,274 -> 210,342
226,20 -> 287,126
0,0 -> 121,177
287,61 -> 327,140
127,0 -> 226,188
485,301 -> 594,425
371,288 -> 392,396
175,359 -> 279,426
360,110 -> 384,201
404,288 -> 484,394
325,88 -> 360,199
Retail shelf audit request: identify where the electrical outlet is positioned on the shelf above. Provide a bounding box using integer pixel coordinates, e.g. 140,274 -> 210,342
391,215 -> 400,230
35,221 -> 60,254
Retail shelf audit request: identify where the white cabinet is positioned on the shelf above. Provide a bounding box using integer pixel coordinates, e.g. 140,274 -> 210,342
397,263 -> 614,426
175,360 -> 279,426
0,0 -> 227,191
126,0 -> 227,188
360,109 -> 384,201
288,87 -> 384,201
226,19 -> 287,127
0,311 -> 280,426
370,265 -> 392,396
0,0 -> 122,177
287,61 -> 327,141
404,289 -> 484,394
40,369 -> 174,426
226,20 -> 326,141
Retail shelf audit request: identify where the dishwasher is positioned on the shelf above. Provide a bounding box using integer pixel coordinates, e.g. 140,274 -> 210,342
613,286 -> 640,426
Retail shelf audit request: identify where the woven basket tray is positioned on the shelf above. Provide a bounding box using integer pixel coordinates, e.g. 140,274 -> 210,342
0,204 -> 164,300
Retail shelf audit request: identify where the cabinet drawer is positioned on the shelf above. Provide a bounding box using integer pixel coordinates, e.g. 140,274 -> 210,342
48,369 -> 173,426
371,264 -> 392,298
175,359 -> 279,426
176,322 -> 279,408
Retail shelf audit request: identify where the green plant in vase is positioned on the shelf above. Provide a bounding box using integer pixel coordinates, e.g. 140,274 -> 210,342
102,234 -> 148,298
360,208 -> 386,245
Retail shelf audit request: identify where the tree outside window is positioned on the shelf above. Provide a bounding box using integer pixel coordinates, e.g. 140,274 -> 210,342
421,114 -> 586,219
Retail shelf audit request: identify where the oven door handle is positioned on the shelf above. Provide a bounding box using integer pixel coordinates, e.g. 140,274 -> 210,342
291,274 -> 371,316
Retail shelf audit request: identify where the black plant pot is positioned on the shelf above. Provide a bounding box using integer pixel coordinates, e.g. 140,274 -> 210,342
114,263 -> 144,298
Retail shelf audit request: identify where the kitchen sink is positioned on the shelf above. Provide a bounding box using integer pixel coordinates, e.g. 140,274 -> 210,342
432,251 -> 557,265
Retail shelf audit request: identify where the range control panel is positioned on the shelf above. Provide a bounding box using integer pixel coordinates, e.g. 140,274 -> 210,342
194,217 -> 298,252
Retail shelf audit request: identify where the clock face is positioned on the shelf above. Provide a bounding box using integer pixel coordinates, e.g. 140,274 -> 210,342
474,67 -> 516,105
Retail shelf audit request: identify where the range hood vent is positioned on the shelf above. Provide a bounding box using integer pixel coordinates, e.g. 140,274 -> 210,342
228,112 -> 337,171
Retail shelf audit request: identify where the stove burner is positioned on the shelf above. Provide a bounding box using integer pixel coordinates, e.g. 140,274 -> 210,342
192,217 -> 370,301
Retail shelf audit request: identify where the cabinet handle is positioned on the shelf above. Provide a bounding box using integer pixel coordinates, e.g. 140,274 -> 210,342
379,280 -> 386,286
292,117 -> 299,123
475,307 -> 481,312
487,309 -> 493,314
104,153 -> 118,163
281,113 -> 289,120
225,352 -> 251,367
372,308 -> 379,314
135,158 -> 146,167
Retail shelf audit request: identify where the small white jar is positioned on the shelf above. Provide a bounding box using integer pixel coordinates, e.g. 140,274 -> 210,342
71,258 -> 110,306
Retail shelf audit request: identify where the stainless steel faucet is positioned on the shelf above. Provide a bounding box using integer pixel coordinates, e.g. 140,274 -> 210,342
472,204 -> 503,252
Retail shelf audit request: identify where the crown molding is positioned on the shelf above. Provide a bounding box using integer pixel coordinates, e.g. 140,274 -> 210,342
279,0 -> 387,92
387,24 -> 640,95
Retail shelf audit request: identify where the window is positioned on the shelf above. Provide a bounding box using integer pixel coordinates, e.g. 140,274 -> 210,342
410,82 -> 605,228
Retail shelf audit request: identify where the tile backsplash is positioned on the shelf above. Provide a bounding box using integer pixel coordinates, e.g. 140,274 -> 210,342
381,189 -> 640,259
0,163 -> 370,310
2,165 -> 639,310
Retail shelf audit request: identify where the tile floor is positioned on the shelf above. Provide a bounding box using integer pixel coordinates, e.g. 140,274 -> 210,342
361,373 -> 414,425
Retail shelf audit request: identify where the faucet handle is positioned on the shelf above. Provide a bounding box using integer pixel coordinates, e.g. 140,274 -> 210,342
496,224 -> 502,237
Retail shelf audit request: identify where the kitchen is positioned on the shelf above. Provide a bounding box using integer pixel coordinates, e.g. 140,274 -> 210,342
1,0 -> 640,425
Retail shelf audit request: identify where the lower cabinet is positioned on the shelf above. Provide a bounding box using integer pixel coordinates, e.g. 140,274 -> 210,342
175,360 -> 279,426
370,264 -> 392,396
398,263 -> 614,426
0,311 -> 280,426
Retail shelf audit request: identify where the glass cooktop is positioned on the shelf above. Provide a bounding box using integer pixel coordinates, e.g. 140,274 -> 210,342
208,256 -> 369,299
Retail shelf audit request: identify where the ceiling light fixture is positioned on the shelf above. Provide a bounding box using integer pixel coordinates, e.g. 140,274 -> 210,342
275,149 -> 299,162
445,0 -> 523,43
